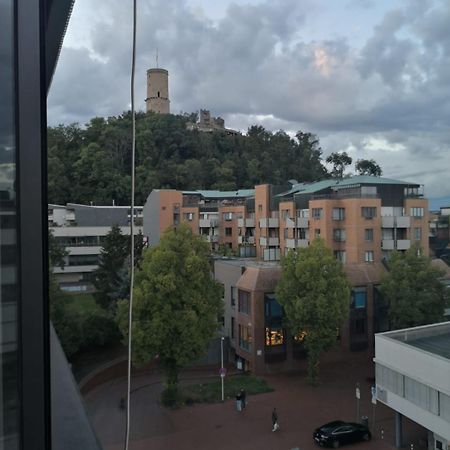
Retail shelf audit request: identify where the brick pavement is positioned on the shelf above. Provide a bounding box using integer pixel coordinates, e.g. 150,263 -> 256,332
84,355 -> 428,450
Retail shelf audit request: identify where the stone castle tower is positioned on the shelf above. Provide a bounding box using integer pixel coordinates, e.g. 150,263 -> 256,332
145,68 -> 170,114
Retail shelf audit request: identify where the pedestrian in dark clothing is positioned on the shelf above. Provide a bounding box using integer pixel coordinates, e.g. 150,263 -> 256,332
272,408 -> 279,432
236,392 -> 242,411
240,389 -> 246,409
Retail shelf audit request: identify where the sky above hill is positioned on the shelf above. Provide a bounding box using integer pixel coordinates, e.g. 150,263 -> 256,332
48,0 -> 450,198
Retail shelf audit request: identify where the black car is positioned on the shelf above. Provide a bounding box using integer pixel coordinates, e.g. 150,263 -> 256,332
313,421 -> 371,448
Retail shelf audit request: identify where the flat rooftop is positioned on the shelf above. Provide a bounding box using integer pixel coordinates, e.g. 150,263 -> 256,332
382,321 -> 450,361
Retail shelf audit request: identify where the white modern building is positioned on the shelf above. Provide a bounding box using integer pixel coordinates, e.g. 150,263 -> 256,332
374,322 -> 450,449
49,203 -> 143,292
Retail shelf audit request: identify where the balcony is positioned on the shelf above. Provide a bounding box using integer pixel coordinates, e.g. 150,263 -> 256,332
381,216 -> 395,228
397,239 -> 411,250
199,219 -> 211,228
381,216 -> 411,228
296,217 -> 309,228
297,239 -> 309,248
238,236 -> 255,245
285,217 -> 295,228
382,240 -> 395,250
206,235 -> 219,243
396,216 -> 411,228
285,238 -> 296,249
259,237 -> 267,246
237,218 -> 255,228
268,237 -> 279,246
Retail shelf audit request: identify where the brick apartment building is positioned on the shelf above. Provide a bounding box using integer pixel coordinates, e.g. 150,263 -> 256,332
143,175 -> 429,373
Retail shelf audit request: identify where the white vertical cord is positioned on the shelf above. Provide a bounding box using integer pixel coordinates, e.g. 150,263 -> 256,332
125,0 -> 137,449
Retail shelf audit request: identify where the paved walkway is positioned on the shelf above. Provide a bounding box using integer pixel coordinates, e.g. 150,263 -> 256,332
84,356 -> 428,450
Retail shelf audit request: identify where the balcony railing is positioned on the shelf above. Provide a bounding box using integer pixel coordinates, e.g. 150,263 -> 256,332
285,217 -> 295,228
296,217 -> 309,228
381,216 -> 411,228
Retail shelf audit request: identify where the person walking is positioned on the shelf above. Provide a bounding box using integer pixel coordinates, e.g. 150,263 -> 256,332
240,388 -> 246,409
272,407 -> 279,432
236,392 -> 242,412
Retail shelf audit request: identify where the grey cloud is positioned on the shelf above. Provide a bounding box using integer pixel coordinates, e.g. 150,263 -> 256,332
48,0 -> 450,196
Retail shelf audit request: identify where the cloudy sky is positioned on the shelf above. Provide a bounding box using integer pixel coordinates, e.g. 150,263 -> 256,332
48,0 -> 450,198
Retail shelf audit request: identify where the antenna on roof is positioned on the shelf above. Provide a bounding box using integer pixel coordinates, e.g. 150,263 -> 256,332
156,47 -> 159,68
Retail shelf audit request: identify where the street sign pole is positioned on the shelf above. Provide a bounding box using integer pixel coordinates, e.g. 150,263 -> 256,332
220,337 -> 225,402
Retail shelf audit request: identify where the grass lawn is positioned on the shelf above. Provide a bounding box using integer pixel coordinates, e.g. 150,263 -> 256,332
181,374 -> 273,405
64,293 -> 104,316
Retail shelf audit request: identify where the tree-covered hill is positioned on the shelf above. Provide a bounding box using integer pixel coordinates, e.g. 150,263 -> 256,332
48,111 -> 329,205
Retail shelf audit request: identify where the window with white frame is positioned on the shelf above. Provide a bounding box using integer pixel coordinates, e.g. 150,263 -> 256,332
333,228 -> 346,242
332,207 -> 345,220
414,227 -> 422,240
334,250 -> 346,263
364,251 -> 374,262
223,212 -> 233,221
312,208 -> 323,219
411,207 -> 424,218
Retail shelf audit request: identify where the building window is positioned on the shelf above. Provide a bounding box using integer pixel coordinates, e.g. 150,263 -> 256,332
225,227 -> 232,236
231,286 -> 237,308
332,208 -> 345,220
298,228 -> 307,239
238,324 -> 252,352
351,287 -> 367,308
258,204 -> 262,212
282,209 -> 290,219
284,228 -> 289,239
353,318 -> 366,335
414,227 -> 422,240
334,250 -> 346,263
364,251 -> 374,262
238,290 -> 251,315
183,212 -> 194,221
312,208 -> 323,219
265,327 -> 284,346
411,207 -> 424,218
361,206 -> 377,219
223,212 -> 233,221
231,317 -> 235,339
314,229 -> 321,237
333,228 -> 346,242
365,228 -> 374,241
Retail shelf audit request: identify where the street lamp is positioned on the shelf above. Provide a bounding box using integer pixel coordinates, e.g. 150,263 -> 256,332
220,336 -> 225,402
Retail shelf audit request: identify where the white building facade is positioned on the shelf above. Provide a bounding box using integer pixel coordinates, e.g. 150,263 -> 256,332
49,203 -> 143,292
374,322 -> 450,450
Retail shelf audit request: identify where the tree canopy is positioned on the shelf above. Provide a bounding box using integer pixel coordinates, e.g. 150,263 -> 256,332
116,223 -> 223,405
326,151 -> 353,178
355,159 -> 382,176
94,224 -> 129,311
275,239 -> 350,384
48,112 -> 328,205
380,245 -> 448,330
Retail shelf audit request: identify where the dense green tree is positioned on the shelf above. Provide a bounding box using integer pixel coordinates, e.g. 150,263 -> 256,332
94,225 -> 129,310
116,224 -> 223,405
275,239 -> 350,384
380,245 -> 448,330
326,151 -> 353,178
47,112 -> 329,205
355,159 -> 382,177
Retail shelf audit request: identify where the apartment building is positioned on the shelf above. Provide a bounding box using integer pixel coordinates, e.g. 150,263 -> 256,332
144,176 -> 428,261
375,322 -> 450,449
49,203 -> 143,292
143,176 -> 429,373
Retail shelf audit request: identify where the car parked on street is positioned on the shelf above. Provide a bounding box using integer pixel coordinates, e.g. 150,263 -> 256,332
313,420 -> 371,448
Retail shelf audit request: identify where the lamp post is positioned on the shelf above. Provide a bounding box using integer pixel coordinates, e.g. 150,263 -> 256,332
220,337 -> 225,402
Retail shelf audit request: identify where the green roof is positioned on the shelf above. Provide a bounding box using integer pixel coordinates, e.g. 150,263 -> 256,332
277,175 -> 420,197
182,189 -> 255,199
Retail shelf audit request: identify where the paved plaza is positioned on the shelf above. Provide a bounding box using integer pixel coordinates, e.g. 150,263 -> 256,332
85,355 -> 428,450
